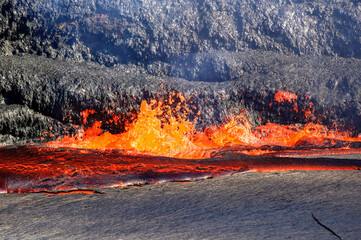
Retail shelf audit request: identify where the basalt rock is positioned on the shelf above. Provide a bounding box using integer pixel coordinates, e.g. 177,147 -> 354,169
1,54 -> 361,144
0,0 -> 360,68
0,103 -> 69,145
1,0 -> 361,144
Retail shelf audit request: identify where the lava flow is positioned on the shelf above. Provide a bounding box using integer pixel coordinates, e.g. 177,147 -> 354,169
1,91 -> 361,194
46,92 -> 361,159
1,145 -> 360,194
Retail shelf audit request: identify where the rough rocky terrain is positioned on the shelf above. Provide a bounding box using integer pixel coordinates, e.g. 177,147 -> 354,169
0,0 -> 361,143
1,0 -> 361,65
1,52 -> 361,144
1,2 -> 360,239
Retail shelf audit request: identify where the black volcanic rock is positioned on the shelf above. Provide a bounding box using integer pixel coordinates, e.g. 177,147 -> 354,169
0,0 -> 361,144
1,0 -> 361,67
1,53 -> 361,144
0,103 -> 68,144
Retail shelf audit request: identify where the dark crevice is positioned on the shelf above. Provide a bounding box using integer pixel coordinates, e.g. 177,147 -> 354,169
312,214 -> 342,240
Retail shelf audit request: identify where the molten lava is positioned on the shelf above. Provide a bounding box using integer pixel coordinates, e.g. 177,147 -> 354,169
274,90 -> 298,104
46,93 -> 361,159
46,99 -> 212,159
1,145 -> 360,193
2,91 -> 361,194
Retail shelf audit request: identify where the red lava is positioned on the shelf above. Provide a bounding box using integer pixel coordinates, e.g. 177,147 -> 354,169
43,190 -> 97,195
0,145 -> 360,193
45,93 -> 361,159
1,92 -> 361,193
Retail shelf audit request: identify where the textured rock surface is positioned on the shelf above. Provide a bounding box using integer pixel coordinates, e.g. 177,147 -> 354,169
1,53 -> 361,143
0,103 -> 67,144
0,170 -> 360,239
1,0 -> 361,143
1,0 -> 360,66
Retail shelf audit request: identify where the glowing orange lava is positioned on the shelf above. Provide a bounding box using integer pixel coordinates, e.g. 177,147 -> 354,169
1,145 -> 360,193
46,99 -> 212,159
2,91 -> 361,194
45,93 -> 361,159
274,90 -> 298,103
44,190 -> 96,195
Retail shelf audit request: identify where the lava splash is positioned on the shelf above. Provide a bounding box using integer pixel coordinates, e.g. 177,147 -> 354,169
45,93 -> 361,159
2,92 -> 361,194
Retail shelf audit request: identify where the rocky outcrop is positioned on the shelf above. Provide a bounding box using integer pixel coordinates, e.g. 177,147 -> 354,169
1,53 -> 361,144
1,0 -> 360,68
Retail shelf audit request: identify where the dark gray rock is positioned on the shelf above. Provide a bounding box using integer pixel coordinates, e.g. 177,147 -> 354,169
1,0 -> 361,143
1,171 -> 360,239
0,103 -> 68,145
1,53 -> 361,143
1,0 -> 360,67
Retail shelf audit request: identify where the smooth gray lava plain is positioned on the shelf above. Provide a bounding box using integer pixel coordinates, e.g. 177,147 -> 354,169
0,170 -> 360,240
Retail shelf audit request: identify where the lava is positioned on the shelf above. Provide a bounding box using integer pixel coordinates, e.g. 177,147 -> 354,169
46,93 -> 361,159
274,90 -> 298,104
0,145 -> 360,193
43,190 -> 97,195
2,91 -> 361,194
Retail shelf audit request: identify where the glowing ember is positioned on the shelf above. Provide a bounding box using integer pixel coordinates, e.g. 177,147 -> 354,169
44,190 -> 97,195
45,92 -> 361,159
274,90 -> 298,103
273,90 -> 298,112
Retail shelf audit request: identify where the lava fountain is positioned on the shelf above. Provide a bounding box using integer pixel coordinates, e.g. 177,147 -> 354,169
1,91 -> 361,194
